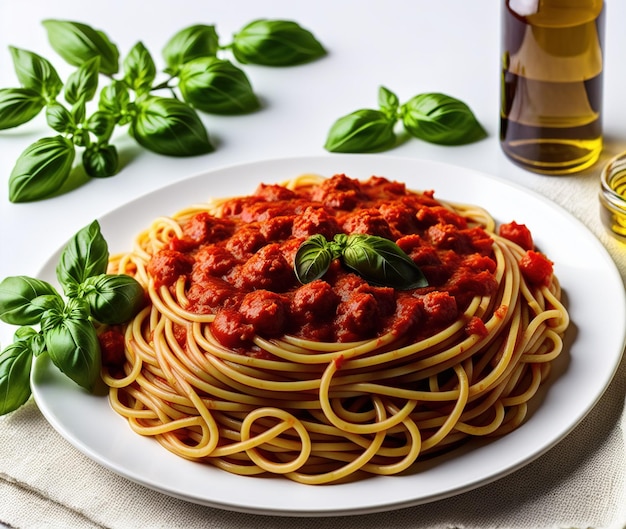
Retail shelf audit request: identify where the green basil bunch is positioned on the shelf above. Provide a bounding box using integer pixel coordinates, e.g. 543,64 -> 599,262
325,86 -> 486,153
1,19 -> 326,203
294,233 -> 428,290
0,220 -> 145,415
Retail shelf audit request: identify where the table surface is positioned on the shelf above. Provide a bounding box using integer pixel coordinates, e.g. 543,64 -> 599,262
1,1 -> 625,528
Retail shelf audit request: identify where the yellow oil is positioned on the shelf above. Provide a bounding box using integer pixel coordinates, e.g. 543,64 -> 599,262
500,1 -> 605,174
600,166 -> 626,241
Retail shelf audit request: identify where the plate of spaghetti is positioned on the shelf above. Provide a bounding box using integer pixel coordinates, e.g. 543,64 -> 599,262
31,155 -> 625,515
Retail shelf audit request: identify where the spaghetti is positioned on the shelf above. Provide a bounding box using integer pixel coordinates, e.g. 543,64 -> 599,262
101,173 -> 569,484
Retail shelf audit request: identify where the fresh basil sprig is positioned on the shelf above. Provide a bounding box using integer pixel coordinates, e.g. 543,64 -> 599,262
295,233 -> 428,290
2,18 -> 325,202
325,86 -> 486,153
0,220 -> 145,415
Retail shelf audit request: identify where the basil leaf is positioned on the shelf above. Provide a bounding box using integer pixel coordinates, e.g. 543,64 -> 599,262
80,273 -> 144,324
45,102 -> 74,133
123,42 -> 156,95
162,24 -> 219,75
178,57 -> 259,114
56,220 -> 109,292
130,95 -> 214,156
42,19 -> 120,75
324,109 -> 396,153
231,19 -> 326,66
42,298 -> 101,391
0,341 -> 33,416
8,136 -> 75,203
343,234 -> 428,290
14,326 -> 46,357
400,93 -> 487,145
9,46 -> 63,99
294,234 -> 334,284
82,144 -> 119,178
0,276 -> 61,325
98,80 -> 131,123
86,110 -> 115,142
64,56 -> 101,104
0,88 -> 45,130
378,86 -> 399,121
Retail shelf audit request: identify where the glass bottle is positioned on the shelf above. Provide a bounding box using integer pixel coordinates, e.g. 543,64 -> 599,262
500,0 -> 605,175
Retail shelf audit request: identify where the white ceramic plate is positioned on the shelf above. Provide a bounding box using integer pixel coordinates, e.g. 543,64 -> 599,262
31,155 -> 626,516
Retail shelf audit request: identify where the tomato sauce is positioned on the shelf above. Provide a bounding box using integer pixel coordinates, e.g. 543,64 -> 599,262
147,175 -> 517,350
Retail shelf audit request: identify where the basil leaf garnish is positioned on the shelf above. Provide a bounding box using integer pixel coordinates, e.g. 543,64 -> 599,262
343,234 -> 428,290
231,19 -> 326,66
0,276 -> 61,325
86,110 -> 115,142
123,42 -> 157,95
8,136 -> 76,203
64,56 -> 101,104
130,95 -> 214,156
82,144 -> 119,178
42,19 -> 120,75
0,340 -> 33,415
324,109 -> 396,153
378,86 -> 399,121
0,88 -> 45,130
294,234 -> 335,284
80,273 -> 144,324
162,24 -> 219,75
98,80 -> 131,124
42,298 -> 101,391
178,57 -> 259,114
45,102 -> 74,133
9,47 -> 63,99
400,92 -> 487,145
294,234 -> 427,290
56,220 -> 109,292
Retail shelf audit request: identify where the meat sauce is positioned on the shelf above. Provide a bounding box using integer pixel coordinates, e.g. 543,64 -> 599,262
145,174 -> 551,351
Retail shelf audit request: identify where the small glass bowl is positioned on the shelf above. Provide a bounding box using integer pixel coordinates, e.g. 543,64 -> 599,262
600,152 -> 626,242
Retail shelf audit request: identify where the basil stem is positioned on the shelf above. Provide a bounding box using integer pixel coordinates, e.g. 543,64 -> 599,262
294,234 -> 427,290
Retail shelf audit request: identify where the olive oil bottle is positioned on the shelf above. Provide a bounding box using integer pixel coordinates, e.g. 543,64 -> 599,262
500,0 -> 605,174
